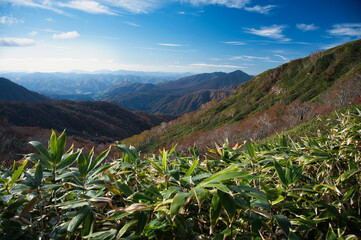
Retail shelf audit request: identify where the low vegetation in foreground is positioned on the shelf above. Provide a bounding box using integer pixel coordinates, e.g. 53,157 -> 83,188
0,109 -> 360,239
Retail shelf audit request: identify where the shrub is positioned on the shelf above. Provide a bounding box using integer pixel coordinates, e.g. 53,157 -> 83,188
0,109 -> 360,239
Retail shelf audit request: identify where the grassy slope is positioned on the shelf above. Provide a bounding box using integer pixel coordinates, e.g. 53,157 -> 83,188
124,39 -> 361,153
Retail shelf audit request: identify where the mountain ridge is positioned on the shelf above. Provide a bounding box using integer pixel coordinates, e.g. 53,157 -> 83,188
99,70 -> 252,115
0,77 -> 51,102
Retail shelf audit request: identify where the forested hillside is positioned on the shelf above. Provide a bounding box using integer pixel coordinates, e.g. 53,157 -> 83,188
0,77 -> 50,102
0,100 -> 175,142
124,39 -> 361,153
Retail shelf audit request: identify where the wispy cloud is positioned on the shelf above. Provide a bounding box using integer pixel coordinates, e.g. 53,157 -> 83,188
2,0 -> 64,14
53,31 -> 80,39
244,25 -> 290,41
186,0 -> 250,9
0,37 -> 35,47
327,23 -> 361,37
244,5 -> 276,14
189,63 -> 247,68
137,46 -> 197,53
28,31 -> 38,36
58,0 -> 116,15
224,41 -> 245,45
125,21 -> 141,27
158,43 -> 183,47
0,16 -> 23,24
177,11 -> 185,14
296,23 -> 318,31
229,55 -> 270,61
273,54 -> 287,60
104,0 -> 161,14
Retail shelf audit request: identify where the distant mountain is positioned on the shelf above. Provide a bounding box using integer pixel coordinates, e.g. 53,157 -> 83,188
0,77 -> 50,102
0,100 -> 176,142
99,70 -> 252,115
123,39 -> 361,153
1,72 -> 190,101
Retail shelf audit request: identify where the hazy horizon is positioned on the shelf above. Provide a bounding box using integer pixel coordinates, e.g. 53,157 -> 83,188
1,0 -> 360,75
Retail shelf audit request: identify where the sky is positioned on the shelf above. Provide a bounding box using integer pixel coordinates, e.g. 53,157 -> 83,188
0,0 -> 361,75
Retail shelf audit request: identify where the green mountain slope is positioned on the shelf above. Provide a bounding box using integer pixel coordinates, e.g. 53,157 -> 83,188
124,39 -> 361,152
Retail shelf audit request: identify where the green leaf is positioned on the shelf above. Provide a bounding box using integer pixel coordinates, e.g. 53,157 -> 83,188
28,153 -> 52,169
210,194 -> 221,227
130,192 -> 156,203
8,159 -> 27,189
162,150 -> 168,172
67,205 -> 91,233
56,130 -> 66,164
117,143 -> 138,163
274,214 -> 291,236
136,212 -> 148,234
56,152 -> 79,171
78,153 -> 88,177
288,231 -> 299,240
29,141 -> 51,162
185,159 -> 198,177
170,192 -> 191,217
198,165 -> 250,188
118,183 -> 134,197
274,160 -> 288,187
88,147 -> 110,173
35,163 -> 43,187
338,168 -> 360,183
84,229 -> 117,240
117,220 -> 137,238
49,130 -> 57,160
81,211 -> 94,237
245,141 -> 255,158
326,225 -> 337,240
191,187 -> 208,204
147,158 -> 164,176
217,190 -> 236,222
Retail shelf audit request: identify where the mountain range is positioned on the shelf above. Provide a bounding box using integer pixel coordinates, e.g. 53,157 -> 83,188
99,70 -> 252,115
1,72 -> 190,101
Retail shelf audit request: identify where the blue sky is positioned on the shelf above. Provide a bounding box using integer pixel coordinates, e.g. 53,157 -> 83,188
0,0 -> 360,75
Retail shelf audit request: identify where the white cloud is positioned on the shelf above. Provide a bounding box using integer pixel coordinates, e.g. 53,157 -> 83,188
2,0 -> 64,14
296,23 -> 318,31
244,5 -> 276,14
0,16 -> 24,24
53,31 -> 80,39
158,43 -> 183,47
224,41 -> 245,45
177,11 -> 185,14
244,25 -> 290,41
103,0 -> 161,13
327,23 -> 361,37
125,21 -> 141,27
58,0 -> 116,15
186,0 -> 250,9
229,55 -> 270,61
46,17 -> 54,22
273,54 -> 287,61
0,38 -> 35,47
28,31 -> 38,36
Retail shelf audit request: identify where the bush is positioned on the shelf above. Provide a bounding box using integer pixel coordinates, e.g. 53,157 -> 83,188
1,109 -> 361,239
